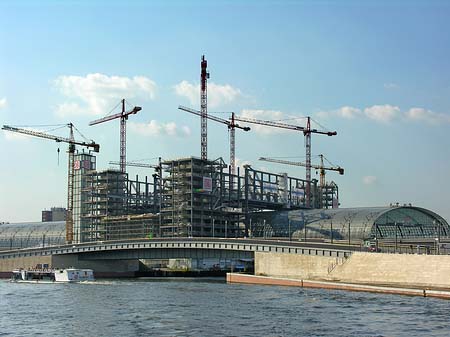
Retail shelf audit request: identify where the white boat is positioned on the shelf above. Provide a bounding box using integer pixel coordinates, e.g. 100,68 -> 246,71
11,268 -> 95,283
54,268 -> 95,282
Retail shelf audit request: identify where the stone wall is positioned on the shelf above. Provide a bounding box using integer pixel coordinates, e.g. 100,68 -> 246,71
0,255 -> 53,274
255,252 -> 450,289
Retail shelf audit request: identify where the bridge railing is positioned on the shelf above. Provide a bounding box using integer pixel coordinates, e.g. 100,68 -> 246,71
0,238 -> 352,260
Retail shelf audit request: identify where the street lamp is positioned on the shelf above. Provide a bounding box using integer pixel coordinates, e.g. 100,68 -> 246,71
225,220 -> 228,238
263,219 -> 266,239
348,220 -> 351,246
433,220 -> 440,255
330,220 -> 333,244
394,222 -> 398,253
288,218 -> 291,241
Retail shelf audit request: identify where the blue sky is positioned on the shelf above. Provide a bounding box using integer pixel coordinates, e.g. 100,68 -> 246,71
1,0 -> 449,222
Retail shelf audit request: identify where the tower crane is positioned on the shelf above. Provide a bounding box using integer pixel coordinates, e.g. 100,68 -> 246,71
178,105 -> 250,175
233,115 -> 337,207
2,124 -> 100,243
200,55 -> 209,160
259,155 -> 344,187
109,160 -> 160,170
89,99 -> 141,174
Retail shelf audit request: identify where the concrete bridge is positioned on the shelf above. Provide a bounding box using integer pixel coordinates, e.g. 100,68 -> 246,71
0,238 -> 352,277
4,238 -> 450,290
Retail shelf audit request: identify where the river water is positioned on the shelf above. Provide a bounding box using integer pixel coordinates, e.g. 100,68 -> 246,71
1,278 -> 449,337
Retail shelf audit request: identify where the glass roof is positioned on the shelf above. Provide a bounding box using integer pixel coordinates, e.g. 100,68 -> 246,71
0,221 -> 65,238
248,206 -> 449,240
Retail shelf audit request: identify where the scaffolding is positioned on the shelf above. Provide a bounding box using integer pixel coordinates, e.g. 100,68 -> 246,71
160,157 -> 242,238
76,156 -> 339,242
80,168 -> 159,242
100,213 -> 158,241
81,169 -> 127,241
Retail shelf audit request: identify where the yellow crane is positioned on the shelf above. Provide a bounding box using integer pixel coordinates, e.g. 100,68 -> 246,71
259,155 -> 344,187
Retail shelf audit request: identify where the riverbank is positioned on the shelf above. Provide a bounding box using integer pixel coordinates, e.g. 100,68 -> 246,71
226,273 -> 450,300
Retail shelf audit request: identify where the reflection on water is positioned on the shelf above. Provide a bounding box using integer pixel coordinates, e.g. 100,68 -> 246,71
1,278 -> 449,337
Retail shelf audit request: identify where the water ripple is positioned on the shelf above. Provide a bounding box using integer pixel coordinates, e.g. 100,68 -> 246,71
2,278 -> 450,336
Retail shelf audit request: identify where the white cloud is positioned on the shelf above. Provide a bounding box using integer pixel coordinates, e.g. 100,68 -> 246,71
315,104 -> 450,127
181,125 -> 191,136
363,175 -> 377,185
0,97 -> 7,109
235,158 -> 254,171
405,107 -> 450,125
314,110 -> 331,119
129,121 -> 191,137
336,106 -> 361,119
174,81 -> 197,106
364,104 -> 400,123
174,80 -> 242,108
384,83 -> 399,89
54,73 -> 157,117
238,109 -> 294,135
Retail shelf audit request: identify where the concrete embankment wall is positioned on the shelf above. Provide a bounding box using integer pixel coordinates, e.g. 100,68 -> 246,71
0,255 -> 139,278
0,255 -> 53,277
255,252 -> 450,289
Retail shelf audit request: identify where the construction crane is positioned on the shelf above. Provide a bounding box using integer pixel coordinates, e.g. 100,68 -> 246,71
259,155 -> 344,187
109,160 -> 160,169
89,99 -> 142,174
200,55 -> 209,160
234,115 -> 337,207
2,124 -> 100,243
178,105 -> 250,175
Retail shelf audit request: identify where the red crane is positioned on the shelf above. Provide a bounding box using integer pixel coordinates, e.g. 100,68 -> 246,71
89,99 -> 141,174
233,115 -> 337,208
200,55 -> 210,160
178,105 -> 250,175
2,123 -> 100,243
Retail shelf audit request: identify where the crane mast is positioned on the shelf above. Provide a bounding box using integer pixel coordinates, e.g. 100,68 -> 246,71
305,117 -> 312,201
67,124 -> 75,243
89,99 -> 142,174
200,55 -> 209,160
319,154 -> 325,187
230,113 -> 236,175
235,115 -> 337,207
178,106 -> 250,175
2,124 -> 100,243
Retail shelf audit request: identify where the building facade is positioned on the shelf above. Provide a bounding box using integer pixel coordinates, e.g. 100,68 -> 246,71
41,207 -> 67,222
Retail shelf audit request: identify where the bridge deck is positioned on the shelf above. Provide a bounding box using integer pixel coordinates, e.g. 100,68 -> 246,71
0,238 -> 353,260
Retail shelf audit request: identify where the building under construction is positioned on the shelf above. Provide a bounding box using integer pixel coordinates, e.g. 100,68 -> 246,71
74,154 -> 339,243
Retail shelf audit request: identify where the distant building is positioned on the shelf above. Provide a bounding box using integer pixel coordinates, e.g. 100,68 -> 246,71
0,221 -> 65,249
248,206 -> 450,241
41,207 -> 67,222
